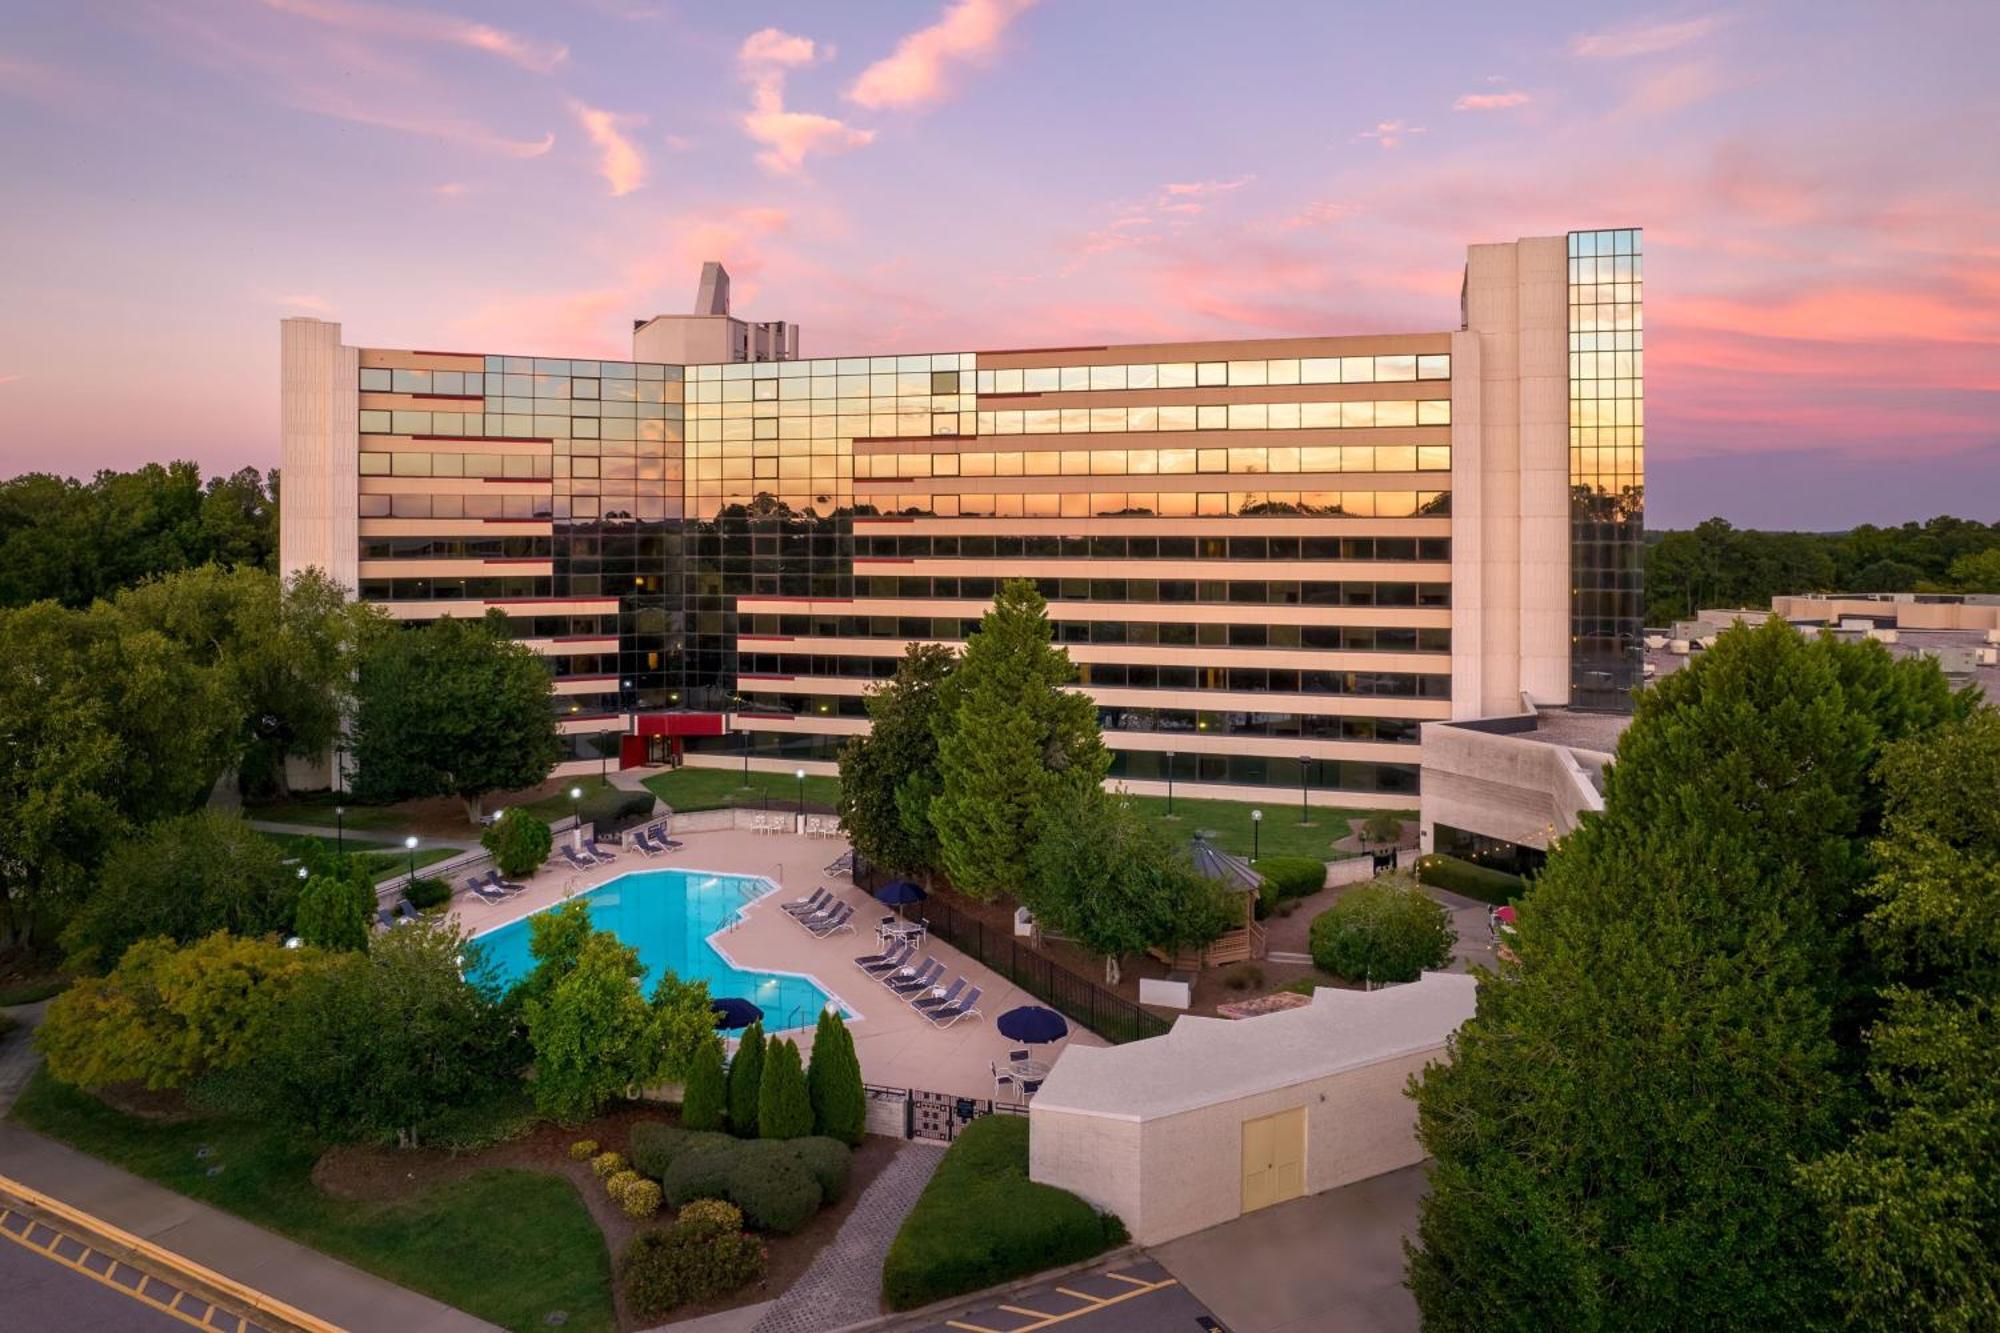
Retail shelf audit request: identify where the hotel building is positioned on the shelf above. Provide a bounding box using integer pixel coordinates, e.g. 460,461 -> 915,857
280,229 -> 1643,810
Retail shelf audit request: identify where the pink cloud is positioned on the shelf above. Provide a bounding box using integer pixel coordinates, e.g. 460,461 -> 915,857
1571,15 -> 1721,59
570,99 -> 646,195
739,27 -> 820,69
737,28 -> 873,174
849,0 -> 1037,111
257,0 -> 569,73
1278,201 -> 1360,230
1620,60 -> 1724,117
289,87 -> 555,155
1356,120 -> 1426,149
1454,90 -> 1532,111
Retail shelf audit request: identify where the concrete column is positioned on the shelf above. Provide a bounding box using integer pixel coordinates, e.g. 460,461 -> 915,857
279,317 -> 358,592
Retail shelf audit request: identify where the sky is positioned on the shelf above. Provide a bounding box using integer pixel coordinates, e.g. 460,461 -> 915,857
0,1 -> 1994,531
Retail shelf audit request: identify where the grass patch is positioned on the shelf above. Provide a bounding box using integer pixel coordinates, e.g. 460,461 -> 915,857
10,1070 -> 611,1333
242,793 -> 413,833
256,832 -> 462,881
640,768 -> 843,814
0,977 -> 67,1006
1124,793 -> 1408,862
1415,853 -> 1526,906
509,776 -> 621,822
882,1116 -> 1125,1310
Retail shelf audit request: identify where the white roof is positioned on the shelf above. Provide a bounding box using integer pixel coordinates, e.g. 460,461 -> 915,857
1032,972 -> 1477,1121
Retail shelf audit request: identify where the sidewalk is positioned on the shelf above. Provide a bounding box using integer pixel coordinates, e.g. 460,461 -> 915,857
0,1006 -> 496,1332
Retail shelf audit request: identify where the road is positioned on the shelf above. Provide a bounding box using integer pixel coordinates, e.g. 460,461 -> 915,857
0,1210 -> 219,1332
908,1259 -> 1220,1333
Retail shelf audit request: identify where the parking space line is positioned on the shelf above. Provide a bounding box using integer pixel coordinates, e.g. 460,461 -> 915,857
1053,1287 -> 1105,1305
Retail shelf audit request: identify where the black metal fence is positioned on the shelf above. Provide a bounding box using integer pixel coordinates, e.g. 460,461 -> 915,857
916,896 -> 1172,1044
865,1082 -> 1028,1142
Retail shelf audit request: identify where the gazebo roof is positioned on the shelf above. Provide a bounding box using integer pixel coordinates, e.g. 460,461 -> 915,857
1186,833 -> 1262,894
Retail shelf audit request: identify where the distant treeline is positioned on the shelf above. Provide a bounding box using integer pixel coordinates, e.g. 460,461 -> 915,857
0,462 -> 277,608
1644,516 -> 2000,625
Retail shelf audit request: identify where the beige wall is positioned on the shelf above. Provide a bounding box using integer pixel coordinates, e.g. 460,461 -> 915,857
1419,720 -> 1605,852
1773,595 -> 2000,633
279,318 -> 359,591
1030,1046 -> 1441,1246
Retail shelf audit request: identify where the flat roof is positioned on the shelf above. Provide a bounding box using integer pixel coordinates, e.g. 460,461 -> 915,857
1031,972 -> 1476,1121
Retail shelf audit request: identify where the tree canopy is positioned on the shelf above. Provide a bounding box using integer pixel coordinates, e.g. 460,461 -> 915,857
349,609 -> 562,822
838,642 -> 956,876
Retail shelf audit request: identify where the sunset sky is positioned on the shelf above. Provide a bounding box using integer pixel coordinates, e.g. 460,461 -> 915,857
0,1 -> 1994,529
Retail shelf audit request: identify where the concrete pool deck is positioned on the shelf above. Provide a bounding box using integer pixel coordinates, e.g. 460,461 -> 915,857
443,826 -> 1105,1103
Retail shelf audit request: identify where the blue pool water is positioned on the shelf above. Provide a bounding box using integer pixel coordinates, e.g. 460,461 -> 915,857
471,870 -> 839,1034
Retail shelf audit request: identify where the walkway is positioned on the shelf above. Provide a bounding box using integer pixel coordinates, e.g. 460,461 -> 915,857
748,1141 -> 944,1333
0,1005 -> 495,1332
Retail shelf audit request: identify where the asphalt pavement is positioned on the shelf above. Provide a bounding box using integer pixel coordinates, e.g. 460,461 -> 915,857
0,1216 -> 205,1333
906,1259 -> 1220,1333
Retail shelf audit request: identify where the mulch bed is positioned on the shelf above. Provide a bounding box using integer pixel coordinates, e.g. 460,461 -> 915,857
313,1104 -> 899,1329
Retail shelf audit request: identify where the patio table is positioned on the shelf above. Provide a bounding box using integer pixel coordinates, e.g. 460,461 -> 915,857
1010,1059 -> 1051,1080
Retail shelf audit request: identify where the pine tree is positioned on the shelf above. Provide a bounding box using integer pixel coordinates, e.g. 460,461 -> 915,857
1406,620 -> 1968,1331
930,579 -> 1108,901
725,1021 -> 764,1139
681,1036 -> 728,1133
837,643 -> 955,876
807,1010 -> 865,1145
757,1036 -> 813,1141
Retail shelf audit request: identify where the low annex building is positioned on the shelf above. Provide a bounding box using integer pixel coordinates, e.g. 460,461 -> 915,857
1027,973 -> 1476,1245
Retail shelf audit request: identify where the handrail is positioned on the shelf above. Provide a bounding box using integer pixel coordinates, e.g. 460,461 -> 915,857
0,1173 -> 345,1333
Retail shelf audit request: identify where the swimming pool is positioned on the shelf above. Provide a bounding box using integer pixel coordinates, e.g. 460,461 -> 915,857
471,869 -> 841,1034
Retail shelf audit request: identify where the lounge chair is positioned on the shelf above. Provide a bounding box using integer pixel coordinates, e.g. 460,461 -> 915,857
464,874 -> 507,904
887,959 -> 944,997
377,908 -> 396,930
629,829 -> 662,856
911,977 -> 965,1014
394,900 -> 420,924
855,940 -> 913,977
560,845 -> 597,872
924,986 -> 982,1028
881,954 -> 937,990
803,903 -> 855,938
781,887 -> 832,918
481,869 -> 525,896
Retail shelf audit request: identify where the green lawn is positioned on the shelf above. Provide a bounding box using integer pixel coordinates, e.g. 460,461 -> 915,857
10,1070 -> 613,1333
509,775 -> 621,822
242,792 -> 414,833
640,767 -> 844,813
1124,793 -> 1408,862
256,832 -> 463,881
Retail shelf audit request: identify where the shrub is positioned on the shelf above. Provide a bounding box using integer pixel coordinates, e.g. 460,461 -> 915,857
726,1023 -> 764,1138
404,876 -> 451,911
623,1214 -> 766,1320
682,1037 -> 728,1133
806,1011 -> 865,1145
1308,875 -> 1457,985
1362,812 -> 1406,845
607,1169 -> 642,1202
1221,962 -> 1264,992
579,788 -> 655,833
778,1136 -> 852,1205
727,1151 -> 821,1234
675,1198 -> 743,1239
568,1138 -> 599,1161
757,1037 -> 813,1141
620,1178 -> 663,1219
631,1122 -> 733,1182
883,1116 -> 1126,1310
482,808 -> 553,879
1414,853 -> 1526,907
663,1142 -> 740,1208
1255,855 -> 1327,900
590,1150 -> 626,1179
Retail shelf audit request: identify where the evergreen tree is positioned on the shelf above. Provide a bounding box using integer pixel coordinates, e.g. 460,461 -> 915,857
1406,620 -> 1966,1331
930,580 -> 1108,901
726,1021 -> 765,1138
837,643 -> 955,876
757,1036 -> 813,1141
682,1036 -> 728,1133
807,1010 -> 866,1145
293,870 -> 373,952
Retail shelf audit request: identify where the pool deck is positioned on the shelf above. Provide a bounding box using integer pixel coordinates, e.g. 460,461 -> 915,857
444,827 -> 1105,1103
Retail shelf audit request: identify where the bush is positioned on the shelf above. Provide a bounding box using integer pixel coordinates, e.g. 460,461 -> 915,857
1414,853 -> 1526,906
882,1116 -> 1126,1311
778,1136 -> 851,1205
623,1213 -> 766,1320
568,1138 -> 599,1162
579,789 -> 655,833
1221,962 -> 1264,992
726,1151 -> 821,1234
663,1143 -> 740,1208
630,1123 -> 733,1181
1363,812 -> 1406,845
675,1198 -> 743,1239
1255,855 -> 1326,918
621,1178 -> 662,1219
727,1023 -> 764,1138
1308,875 -> 1457,985
757,1037 -> 813,1141
482,808 -> 553,879
606,1169 -> 642,1203
590,1150 -> 626,1180
404,876 -> 451,911
682,1038 -> 728,1133
806,1010 -> 865,1146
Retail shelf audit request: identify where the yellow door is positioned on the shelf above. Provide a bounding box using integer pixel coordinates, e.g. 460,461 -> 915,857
1240,1106 -> 1306,1214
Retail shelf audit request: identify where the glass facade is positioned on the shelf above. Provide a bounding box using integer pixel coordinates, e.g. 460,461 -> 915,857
1568,228 -> 1644,709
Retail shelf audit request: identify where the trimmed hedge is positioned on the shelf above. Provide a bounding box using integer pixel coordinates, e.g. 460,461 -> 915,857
623,1202 -> 765,1319
1308,875 -> 1456,984
632,1122 -> 733,1181
726,1149 -> 821,1233
1414,853 -> 1525,906
641,1120 -> 850,1234
882,1116 -> 1126,1311
1254,855 -> 1326,916
404,876 -> 451,910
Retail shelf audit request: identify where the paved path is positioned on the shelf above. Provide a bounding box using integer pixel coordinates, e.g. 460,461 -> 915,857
750,1141 -> 944,1333
905,1258 -> 1211,1333
242,817 -> 403,844
0,1000 -> 49,1115
1152,1164 -> 1425,1333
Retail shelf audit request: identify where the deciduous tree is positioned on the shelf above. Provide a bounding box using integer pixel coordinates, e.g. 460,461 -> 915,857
522,929 -> 651,1122
838,642 -> 955,876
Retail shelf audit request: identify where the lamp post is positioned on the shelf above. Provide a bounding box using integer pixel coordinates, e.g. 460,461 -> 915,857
1298,754 -> 1311,824
334,805 -> 344,857
297,865 -> 309,883
742,730 -> 751,786
404,834 -> 419,884
1252,808 -> 1262,860
569,786 -> 583,848
1164,751 -> 1176,817
794,768 -> 806,829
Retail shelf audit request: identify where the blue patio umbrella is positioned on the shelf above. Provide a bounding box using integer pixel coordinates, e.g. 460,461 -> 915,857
874,879 -> 927,919
710,997 -> 764,1030
996,1005 -> 1069,1044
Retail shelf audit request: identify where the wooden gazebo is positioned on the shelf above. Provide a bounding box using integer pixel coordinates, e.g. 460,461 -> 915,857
1163,833 -> 1268,969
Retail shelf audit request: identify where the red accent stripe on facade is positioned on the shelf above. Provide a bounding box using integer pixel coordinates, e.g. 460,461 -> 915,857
412,393 -> 484,402
736,634 -> 795,642
851,435 -> 973,444
413,435 -> 555,443
558,674 -> 619,683
552,635 -> 617,643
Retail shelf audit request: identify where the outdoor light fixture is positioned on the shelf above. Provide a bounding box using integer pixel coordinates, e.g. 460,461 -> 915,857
794,767 -> 806,822
1298,755 -> 1311,824
297,866 -> 309,880
1252,808 -> 1263,860
403,834 -> 419,883
1164,751 -> 1176,817
569,786 -> 584,844
334,805 -> 345,856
